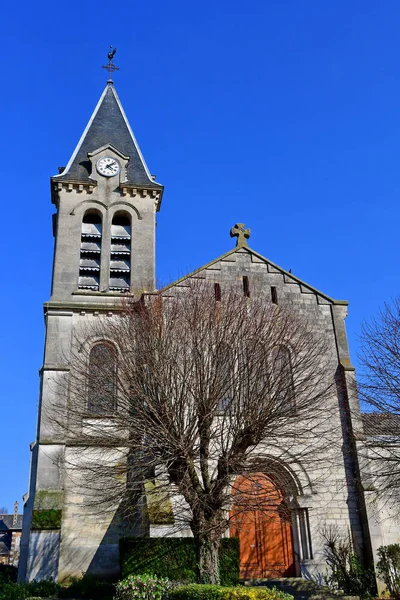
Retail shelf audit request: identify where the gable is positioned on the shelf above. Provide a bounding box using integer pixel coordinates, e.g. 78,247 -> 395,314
159,246 -> 347,307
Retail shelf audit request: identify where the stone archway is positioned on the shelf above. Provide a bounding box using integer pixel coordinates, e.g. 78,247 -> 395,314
229,473 -> 296,579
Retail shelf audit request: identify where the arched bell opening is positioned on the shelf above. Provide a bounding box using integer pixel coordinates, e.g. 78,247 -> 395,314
78,210 -> 103,291
109,211 -> 131,291
230,471 -> 312,579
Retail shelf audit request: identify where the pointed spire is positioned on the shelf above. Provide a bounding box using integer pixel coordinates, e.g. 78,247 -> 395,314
55,83 -> 162,189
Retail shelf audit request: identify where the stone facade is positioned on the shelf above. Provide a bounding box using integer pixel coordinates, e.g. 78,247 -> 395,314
18,81 -> 400,584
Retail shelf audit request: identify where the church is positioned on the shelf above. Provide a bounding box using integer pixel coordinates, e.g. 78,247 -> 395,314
18,72 -> 400,584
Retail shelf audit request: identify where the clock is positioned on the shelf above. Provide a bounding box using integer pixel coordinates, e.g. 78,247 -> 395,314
96,156 -> 121,177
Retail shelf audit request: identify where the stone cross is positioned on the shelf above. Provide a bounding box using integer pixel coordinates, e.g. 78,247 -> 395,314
230,223 -> 251,247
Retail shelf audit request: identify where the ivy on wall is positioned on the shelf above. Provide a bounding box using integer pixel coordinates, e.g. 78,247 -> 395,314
144,480 -> 174,525
31,509 -> 62,530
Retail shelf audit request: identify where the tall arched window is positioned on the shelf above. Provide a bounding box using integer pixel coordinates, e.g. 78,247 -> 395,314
109,212 -> 131,291
217,343 -> 235,413
271,346 -> 295,409
88,343 -> 117,414
78,211 -> 102,290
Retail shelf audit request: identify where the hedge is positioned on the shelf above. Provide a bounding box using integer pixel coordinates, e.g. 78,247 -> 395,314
120,537 -> 239,585
169,585 -> 294,600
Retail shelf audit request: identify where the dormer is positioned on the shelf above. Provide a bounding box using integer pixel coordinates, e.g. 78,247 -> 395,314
87,144 -> 130,187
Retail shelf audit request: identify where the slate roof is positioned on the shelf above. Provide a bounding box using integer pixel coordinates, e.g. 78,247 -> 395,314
54,83 -> 163,190
0,515 -> 23,530
362,413 -> 400,437
0,535 -> 10,556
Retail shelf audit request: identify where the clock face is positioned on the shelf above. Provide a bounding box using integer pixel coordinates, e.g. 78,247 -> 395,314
96,156 -> 121,177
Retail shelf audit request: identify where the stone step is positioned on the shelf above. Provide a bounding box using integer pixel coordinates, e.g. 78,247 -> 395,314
243,577 -> 358,600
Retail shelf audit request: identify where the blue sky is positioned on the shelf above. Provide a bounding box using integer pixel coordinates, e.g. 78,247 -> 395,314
1,0 -> 400,511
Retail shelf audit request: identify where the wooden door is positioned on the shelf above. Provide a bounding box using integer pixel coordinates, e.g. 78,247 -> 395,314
230,473 -> 295,579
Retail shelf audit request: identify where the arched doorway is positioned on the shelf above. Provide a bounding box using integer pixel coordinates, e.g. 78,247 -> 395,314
229,473 -> 296,579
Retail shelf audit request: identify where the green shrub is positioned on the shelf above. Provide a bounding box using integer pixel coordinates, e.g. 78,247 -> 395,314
0,563 -> 18,583
27,579 -> 61,597
115,573 -> 171,600
219,539 -> 240,586
222,589 -> 294,600
169,584 -> 222,600
31,509 -> 62,530
168,585 -> 293,600
59,574 -> 115,599
322,528 -> 376,598
120,537 -> 239,586
0,578 -> 61,600
0,582 -> 30,600
377,544 -> 400,599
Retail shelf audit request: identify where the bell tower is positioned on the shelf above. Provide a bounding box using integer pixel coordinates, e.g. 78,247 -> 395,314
19,78 -> 163,583
51,80 -> 163,300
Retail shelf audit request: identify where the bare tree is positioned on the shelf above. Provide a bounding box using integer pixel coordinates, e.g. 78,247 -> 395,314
51,281 -> 339,584
357,298 -> 400,510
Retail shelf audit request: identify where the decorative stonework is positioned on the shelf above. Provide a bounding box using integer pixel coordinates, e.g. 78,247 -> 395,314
121,186 -> 162,209
54,181 -> 95,195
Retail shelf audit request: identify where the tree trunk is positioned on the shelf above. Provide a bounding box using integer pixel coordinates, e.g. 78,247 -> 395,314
195,533 -> 221,585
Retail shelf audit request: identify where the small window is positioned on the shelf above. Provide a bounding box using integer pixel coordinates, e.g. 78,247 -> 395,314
214,283 -> 221,301
88,343 -> 117,414
271,346 -> 295,409
217,343 -> 235,413
271,286 -> 278,305
110,213 -> 131,291
243,276 -> 250,298
78,212 -> 102,290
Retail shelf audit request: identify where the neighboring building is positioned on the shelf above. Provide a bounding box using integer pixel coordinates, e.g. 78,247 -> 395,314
0,502 -> 23,567
18,77 -> 400,584
361,414 -> 400,558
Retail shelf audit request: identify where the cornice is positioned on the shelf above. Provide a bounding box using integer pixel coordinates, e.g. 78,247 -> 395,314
120,185 -> 163,210
43,299 -> 126,314
51,178 -> 97,204
51,178 -> 163,211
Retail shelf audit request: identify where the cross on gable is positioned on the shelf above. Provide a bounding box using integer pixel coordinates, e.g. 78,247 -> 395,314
230,223 -> 251,247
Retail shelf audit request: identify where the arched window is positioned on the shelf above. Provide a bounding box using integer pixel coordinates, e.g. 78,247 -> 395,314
109,212 -> 131,291
271,346 -> 295,409
87,343 -> 117,414
78,211 -> 102,290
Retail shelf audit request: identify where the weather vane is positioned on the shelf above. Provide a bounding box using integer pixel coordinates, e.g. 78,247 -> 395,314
102,45 -> 119,80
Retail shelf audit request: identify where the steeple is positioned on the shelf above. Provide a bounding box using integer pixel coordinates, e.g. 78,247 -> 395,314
49,81 -> 162,300
54,82 -> 163,190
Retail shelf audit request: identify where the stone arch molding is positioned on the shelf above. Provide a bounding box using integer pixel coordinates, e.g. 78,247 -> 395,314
77,335 -> 121,358
242,454 -> 314,499
109,201 -> 142,220
70,199 -> 142,220
70,199 -> 107,215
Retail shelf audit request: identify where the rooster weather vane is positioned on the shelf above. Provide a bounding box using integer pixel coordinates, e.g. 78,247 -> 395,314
102,45 -> 119,80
